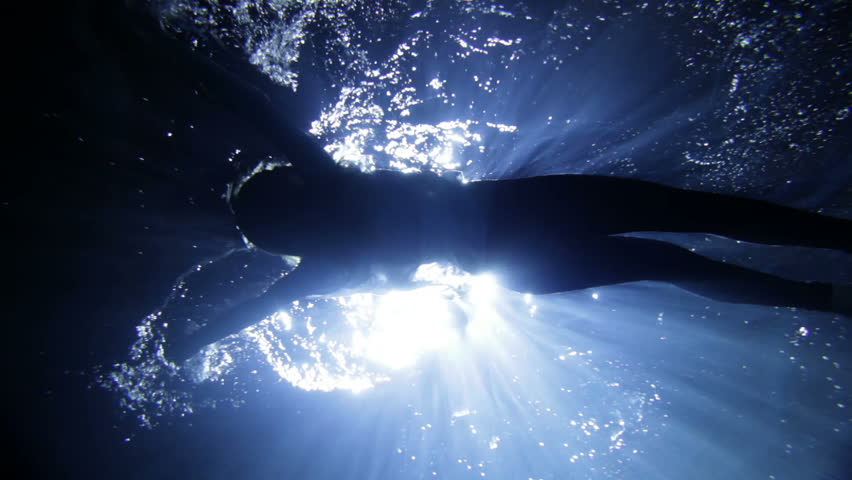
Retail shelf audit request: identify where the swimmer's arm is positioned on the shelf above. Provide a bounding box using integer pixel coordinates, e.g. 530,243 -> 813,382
103,2 -> 338,177
163,22 -> 339,176
188,47 -> 338,178
166,258 -> 363,362
200,58 -> 336,176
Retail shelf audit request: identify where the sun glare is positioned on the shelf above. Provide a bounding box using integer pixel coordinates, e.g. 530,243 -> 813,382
354,264 -> 503,370
359,286 -> 463,370
232,263 -> 507,390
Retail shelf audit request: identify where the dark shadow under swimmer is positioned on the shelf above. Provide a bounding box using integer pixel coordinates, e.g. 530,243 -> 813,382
166,147 -> 852,362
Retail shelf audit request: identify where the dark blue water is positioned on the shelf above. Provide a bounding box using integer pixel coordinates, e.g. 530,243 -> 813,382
13,0 -> 850,479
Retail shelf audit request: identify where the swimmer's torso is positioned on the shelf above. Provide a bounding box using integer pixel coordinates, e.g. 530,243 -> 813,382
232,167 -> 488,284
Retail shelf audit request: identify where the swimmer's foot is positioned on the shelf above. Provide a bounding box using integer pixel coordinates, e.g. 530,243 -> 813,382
832,284 -> 852,316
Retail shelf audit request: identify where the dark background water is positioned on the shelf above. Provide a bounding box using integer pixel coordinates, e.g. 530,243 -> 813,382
10,0 -> 851,478
12,2 -> 250,476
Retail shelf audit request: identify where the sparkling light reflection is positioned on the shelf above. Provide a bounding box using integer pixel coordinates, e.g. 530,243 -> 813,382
222,265 -> 650,473
244,263 -> 503,383
355,286 -> 462,370
103,1 -> 852,477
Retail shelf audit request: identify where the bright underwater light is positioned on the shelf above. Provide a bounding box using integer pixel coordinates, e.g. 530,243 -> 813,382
356,286 -> 462,370
228,263 -> 507,391
357,264 -> 502,370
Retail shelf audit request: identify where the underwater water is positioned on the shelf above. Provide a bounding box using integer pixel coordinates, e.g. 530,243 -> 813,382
15,0 -> 850,479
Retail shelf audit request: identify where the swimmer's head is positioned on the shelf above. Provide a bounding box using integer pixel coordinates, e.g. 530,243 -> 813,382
229,165 -> 350,256
229,162 -> 303,204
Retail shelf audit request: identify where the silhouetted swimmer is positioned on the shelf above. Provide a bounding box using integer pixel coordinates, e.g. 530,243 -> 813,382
147,14 -> 850,362
165,146 -> 852,362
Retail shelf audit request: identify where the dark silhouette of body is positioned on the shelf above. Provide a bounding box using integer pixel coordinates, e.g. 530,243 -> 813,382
149,15 -> 851,362
166,155 -> 852,361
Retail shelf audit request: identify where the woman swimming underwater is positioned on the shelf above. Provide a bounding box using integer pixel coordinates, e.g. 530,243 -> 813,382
148,14 -> 851,362
165,135 -> 852,362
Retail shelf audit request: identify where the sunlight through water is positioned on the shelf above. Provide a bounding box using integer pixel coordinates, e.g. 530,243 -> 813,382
211,263 -> 505,387
100,1 -> 852,478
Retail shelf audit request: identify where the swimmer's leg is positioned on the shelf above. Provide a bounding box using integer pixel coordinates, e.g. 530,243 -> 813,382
482,175 -> 851,252
490,236 -> 837,313
598,177 -> 852,252
616,237 -> 835,311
